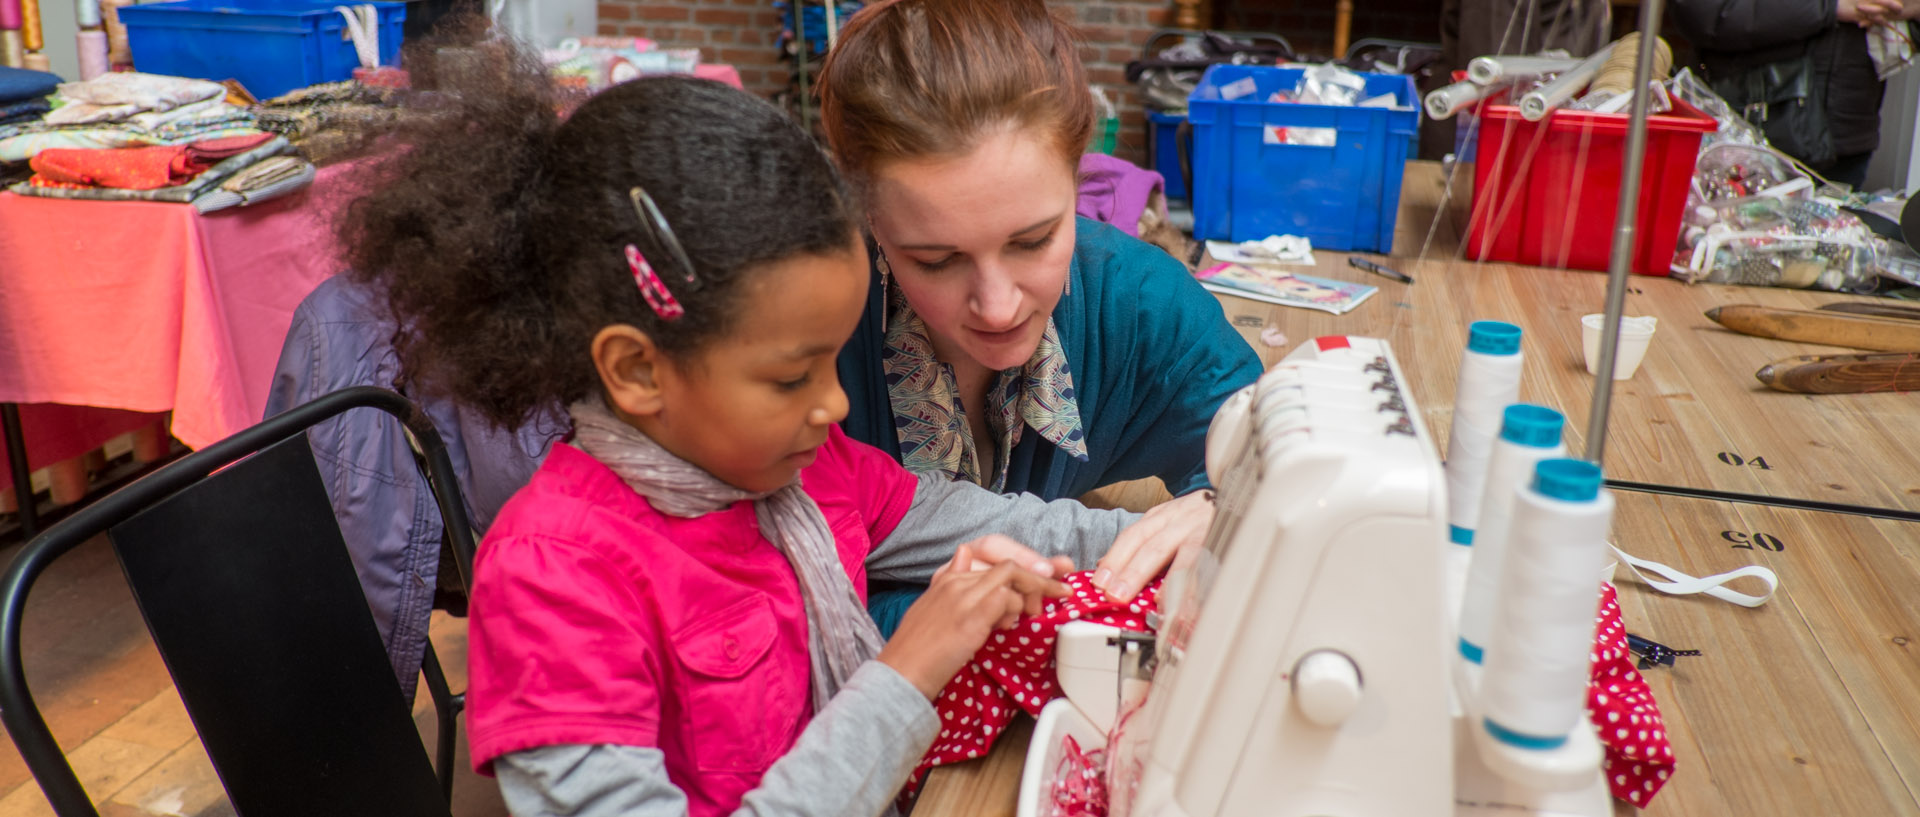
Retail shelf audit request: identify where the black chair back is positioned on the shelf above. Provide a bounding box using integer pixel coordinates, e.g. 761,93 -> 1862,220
1,387 -> 473,817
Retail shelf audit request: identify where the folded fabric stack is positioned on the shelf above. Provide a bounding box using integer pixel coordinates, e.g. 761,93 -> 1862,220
0,66 -> 60,129
252,80 -> 398,166
12,132 -> 315,210
0,73 -> 267,164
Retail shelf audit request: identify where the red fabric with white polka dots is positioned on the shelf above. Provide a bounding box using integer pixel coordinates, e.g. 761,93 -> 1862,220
903,572 -> 1157,794
903,574 -> 1673,808
1590,582 -> 1675,807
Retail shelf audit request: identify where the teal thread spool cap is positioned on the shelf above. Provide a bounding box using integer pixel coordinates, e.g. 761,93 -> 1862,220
1499,404 -> 1564,448
1467,320 -> 1522,355
1533,458 -> 1602,502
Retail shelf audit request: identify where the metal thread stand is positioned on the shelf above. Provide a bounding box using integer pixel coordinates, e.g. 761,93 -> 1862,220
1583,0 -> 1666,466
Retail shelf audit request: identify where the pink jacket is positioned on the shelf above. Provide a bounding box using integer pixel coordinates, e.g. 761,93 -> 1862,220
465,426 -> 917,817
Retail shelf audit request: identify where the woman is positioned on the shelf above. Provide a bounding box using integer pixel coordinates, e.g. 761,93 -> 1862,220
819,0 -> 1264,627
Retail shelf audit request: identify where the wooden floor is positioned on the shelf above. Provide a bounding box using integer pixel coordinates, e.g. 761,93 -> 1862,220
918,162 -> 1920,816
0,533 -> 507,817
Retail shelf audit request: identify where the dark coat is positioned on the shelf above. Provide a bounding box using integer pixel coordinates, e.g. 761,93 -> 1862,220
1670,0 -> 1886,159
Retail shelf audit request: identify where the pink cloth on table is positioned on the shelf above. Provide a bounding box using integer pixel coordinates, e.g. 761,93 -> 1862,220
0,161 -> 349,450
0,404 -> 167,493
692,63 -> 744,89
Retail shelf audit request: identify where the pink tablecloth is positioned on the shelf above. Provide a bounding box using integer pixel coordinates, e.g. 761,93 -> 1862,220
0,163 -> 348,450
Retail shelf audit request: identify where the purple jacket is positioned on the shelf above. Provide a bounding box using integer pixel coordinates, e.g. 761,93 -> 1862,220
1076,153 -> 1166,238
265,275 -> 554,696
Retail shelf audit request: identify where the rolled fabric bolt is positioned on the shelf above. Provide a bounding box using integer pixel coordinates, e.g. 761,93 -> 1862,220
77,0 -> 100,27
0,30 -> 22,69
1467,55 -> 1580,86
20,0 -> 38,51
1425,78 -> 1500,120
1479,459 -> 1614,748
99,0 -> 132,64
22,51 -> 47,71
77,29 -> 108,79
1456,404 -> 1566,667
1445,321 -> 1524,548
1519,42 -> 1615,122
0,0 -> 20,30
1589,32 -> 1671,97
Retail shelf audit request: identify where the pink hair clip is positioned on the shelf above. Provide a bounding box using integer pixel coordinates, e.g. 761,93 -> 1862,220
625,244 -> 686,320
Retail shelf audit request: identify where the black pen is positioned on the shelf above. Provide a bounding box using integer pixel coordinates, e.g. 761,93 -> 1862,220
1349,256 -> 1414,284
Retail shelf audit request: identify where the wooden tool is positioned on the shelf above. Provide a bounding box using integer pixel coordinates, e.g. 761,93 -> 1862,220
1704,305 -> 1920,352
1755,352 -> 1920,394
1818,301 -> 1920,322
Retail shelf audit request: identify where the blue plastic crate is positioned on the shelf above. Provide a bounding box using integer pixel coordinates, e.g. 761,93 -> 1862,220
120,0 -> 405,100
1146,110 -> 1188,201
1188,65 -> 1418,252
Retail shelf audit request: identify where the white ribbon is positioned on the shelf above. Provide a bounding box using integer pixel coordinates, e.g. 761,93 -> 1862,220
1609,543 -> 1779,608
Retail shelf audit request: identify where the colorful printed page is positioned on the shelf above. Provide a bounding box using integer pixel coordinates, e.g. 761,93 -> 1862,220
1195,262 -> 1378,315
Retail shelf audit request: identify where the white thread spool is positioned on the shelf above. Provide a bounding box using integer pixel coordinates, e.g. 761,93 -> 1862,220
1478,459 -> 1614,749
1456,404 -> 1566,665
76,0 -> 100,27
1425,79 -> 1495,120
1518,43 -> 1615,122
1445,321 -> 1523,548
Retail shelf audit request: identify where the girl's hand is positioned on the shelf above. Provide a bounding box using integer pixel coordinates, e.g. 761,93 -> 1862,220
1091,489 -> 1215,603
879,545 -> 1069,700
949,534 -> 1076,616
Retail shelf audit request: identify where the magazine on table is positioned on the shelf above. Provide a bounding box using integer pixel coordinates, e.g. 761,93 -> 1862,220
1195,262 -> 1378,315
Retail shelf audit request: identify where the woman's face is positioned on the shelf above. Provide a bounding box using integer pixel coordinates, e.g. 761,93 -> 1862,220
866,125 -> 1078,372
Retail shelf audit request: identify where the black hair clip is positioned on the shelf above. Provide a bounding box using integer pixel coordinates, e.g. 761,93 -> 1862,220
628,185 -> 700,292
1626,633 -> 1700,670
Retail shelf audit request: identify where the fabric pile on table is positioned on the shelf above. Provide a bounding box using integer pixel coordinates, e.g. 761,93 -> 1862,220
252,80 -> 399,166
0,73 -> 268,164
0,66 -> 59,129
12,131 -> 310,212
1,73 -> 322,211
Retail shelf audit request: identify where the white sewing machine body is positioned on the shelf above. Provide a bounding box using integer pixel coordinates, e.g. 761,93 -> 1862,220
1027,337 -> 1609,817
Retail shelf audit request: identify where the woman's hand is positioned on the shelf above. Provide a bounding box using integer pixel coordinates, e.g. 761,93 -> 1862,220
878,545 -> 1070,700
1091,489 -> 1215,603
1839,0 -> 1901,25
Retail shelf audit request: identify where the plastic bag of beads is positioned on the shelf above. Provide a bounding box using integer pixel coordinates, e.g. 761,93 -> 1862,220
1681,198 -> 1881,292
1667,67 -> 1764,149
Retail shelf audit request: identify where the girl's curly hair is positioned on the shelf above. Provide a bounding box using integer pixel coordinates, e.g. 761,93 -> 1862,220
338,25 -> 858,430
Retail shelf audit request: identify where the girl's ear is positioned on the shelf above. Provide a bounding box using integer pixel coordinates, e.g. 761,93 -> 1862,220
591,324 -> 667,417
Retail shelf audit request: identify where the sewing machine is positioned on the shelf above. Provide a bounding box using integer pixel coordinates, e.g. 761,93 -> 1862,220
1022,336 -> 1610,817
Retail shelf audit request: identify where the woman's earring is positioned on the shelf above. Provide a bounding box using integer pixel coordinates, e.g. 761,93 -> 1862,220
876,248 -> 892,334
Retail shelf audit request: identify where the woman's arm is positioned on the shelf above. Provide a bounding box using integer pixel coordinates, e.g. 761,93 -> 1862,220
496,661 -> 938,817
866,474 -> 1140,583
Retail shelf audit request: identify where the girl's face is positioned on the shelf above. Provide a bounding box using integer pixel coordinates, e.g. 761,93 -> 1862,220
637,236 -> 870,493
867,125 -> 1078,372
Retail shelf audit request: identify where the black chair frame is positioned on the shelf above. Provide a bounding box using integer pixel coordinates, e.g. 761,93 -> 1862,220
0,386 -> 478,817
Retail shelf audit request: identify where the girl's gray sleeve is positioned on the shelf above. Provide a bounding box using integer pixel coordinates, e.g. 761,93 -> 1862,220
495,660 -> 938,817
866,473 -> 1142,583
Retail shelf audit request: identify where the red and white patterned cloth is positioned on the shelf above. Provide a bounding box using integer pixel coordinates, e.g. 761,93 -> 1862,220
906,573 -> 1674,808
1589,582 -> 1676,807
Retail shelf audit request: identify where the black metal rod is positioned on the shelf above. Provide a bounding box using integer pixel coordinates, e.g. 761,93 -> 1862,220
1605,479 -> 1920,524
0,387 -> 473,817
1,404 -> 36,537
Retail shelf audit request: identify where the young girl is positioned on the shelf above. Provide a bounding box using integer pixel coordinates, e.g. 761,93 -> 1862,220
340,38 -> 1157,817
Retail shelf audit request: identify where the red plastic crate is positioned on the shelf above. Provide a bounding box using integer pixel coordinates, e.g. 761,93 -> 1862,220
1464,94 -> 1717,276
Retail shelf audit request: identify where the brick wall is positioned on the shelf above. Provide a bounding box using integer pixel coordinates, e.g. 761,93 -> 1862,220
1217,0 -> 1444,59
596,0 -> 1170,166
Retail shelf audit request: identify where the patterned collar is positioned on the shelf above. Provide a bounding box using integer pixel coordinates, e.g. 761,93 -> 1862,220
880,289 -> 1089,492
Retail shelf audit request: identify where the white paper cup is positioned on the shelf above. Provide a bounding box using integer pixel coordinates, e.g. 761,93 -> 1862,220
1582,314 -> 1657,380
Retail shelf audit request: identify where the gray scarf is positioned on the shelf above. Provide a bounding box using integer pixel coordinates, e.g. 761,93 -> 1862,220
568,401 -> 884,711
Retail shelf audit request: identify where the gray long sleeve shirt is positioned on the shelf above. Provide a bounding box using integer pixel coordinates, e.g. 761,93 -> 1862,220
495,475 -> 1139,817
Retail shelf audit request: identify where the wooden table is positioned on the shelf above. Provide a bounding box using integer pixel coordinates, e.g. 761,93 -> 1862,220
916,161 -> 1920,816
